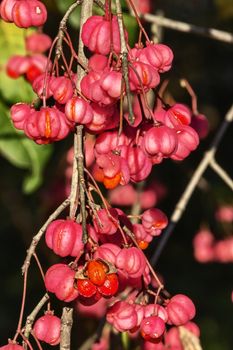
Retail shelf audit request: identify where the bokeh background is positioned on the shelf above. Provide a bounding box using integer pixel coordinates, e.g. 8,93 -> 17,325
0,0 -> 232,349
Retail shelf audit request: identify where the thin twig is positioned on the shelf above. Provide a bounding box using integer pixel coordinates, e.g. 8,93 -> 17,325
96,0 -> 233,44
56,0 -> 84,58
13,270 -> 28,341
151,104 -> 233,265
115,0 -> 135,124
93,0 -> 105,11
123,226 -> 163,289
24,294 -> 50,339
77,0 -> 93,87
77,125 -> 88,243
69,0 -> 93,223
180,79 -> 198,115
142,13 -> 233,44
125,0 -> 150,42
151,10 -> 164,43
60,308 -> 74,350
22,198 -> 70,275
210,159 -> 233,191
69,135 -> 79,219
130,182 -> 144,224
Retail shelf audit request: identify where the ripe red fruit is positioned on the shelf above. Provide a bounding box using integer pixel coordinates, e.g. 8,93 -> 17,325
98,273 -> 119,296
76,279 -> 97,298
103,172 -> 122,189
87,260 -> 107,286
6,55 -> 30,79
141,316 -> 166,340
138,240 -> 149,250
33,313 -> 61,346
25,54 -> 50,83
25,64 -> 43,83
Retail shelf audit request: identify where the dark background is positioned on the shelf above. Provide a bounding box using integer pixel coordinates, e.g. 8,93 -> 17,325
0,0 -> 233,349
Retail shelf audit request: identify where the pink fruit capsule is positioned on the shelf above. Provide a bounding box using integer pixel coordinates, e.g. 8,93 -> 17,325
0,344 -> 24,350
65,96 -> 93,124
50,76 -> 74,104
33,314 -> 61,346
81,15 -> 124,55
143,125 -> 178,158
139,43 -> 174,73
45,219 -> 84,258
166,294 -> 196,326
26,33 -> 52,54
141,316 -> 166,340
45,263 -> 79,302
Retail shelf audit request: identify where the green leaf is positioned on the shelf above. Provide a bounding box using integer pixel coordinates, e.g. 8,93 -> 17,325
0,21 -> 35,103
21,137 -> 52,194
123,14 -> 138,46
0,102 -> 52,193
121,332 -> 130,350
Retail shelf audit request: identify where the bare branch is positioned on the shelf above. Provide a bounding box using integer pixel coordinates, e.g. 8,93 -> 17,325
69,134 -> 79,220
56,0 -> 84,58
24,294 -> 50,339
210,159 -> 233,191
60,308 -> 74,350
77,0 -> 93,87
142,13 -> 233,44
151,104 -> 233,265
76,125 -> 88,243
115,0 -> 135,125
93,0 -> 104,10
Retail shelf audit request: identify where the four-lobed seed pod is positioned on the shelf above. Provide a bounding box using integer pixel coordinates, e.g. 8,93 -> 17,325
33,313 -> 61,346
45,219 -> 84,258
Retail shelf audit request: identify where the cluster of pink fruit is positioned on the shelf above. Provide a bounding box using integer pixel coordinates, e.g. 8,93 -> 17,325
193,229 -> 233,263
41,213 -> 199,349
8,9 -> 200,175
107,295 -> 197,349
6,31 -> 51,83
193,205 -> 233,263
0,1 -> 202,349
43,208 -> 167,302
